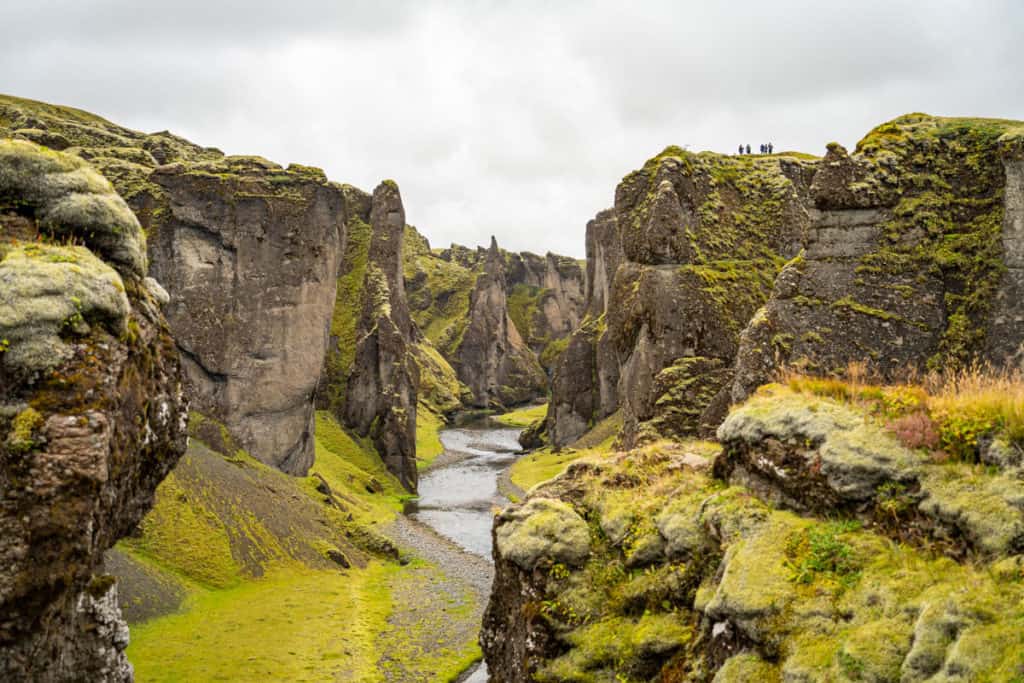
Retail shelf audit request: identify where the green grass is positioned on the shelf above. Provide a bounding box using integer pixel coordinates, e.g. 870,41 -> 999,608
493,402 -> 548,428
129,563 -> 397,682
416,405 -> 446,469
510,448 -> 585,491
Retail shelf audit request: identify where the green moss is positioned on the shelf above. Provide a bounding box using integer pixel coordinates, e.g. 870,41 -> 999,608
323,215 -> 372,411
6,406 -> 44,454
495,498 -> 591,570
414,405 -> 445,469
506,282 -> 542,342
537,613 -> 692,682
0,139 -> 147,276
0,242 -> 129,375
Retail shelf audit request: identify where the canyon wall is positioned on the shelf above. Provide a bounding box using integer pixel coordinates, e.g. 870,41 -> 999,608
0,95 -> 347,476
0,141 -> 188,681
546,148 -> 813,446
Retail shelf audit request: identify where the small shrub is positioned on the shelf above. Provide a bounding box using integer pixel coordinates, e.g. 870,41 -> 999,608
887,411 -> 940,451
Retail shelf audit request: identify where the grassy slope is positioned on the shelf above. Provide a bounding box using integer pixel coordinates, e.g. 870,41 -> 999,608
493,402 -> 549,428
509,411 -> 624,491
119,411 -> 475,682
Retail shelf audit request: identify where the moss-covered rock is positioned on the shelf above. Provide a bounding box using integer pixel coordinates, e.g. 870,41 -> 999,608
0,243 -> 129,377
0,139 -> 146,276
494,497 -> 591,571
483,439 -> 1024,682
716,385 -> 1024,558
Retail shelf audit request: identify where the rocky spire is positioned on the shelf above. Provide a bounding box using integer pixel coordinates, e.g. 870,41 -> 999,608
343,181 -> 420,491
455,236 -> 547,408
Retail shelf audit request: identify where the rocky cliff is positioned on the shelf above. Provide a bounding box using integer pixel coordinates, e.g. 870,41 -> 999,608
405,232 -> 583,408
0,95 -> 347,475
0,140 -> 187,681
454,237 -> 548,408
546,148 -> 813,447
341,181 -> 420,491
732,116 -> 1024,400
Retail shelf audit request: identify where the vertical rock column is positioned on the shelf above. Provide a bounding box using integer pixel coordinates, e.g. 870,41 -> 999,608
344,181 -> 420,491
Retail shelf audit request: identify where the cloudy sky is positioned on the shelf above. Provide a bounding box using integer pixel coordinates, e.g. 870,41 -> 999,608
2,1 -> 1021,256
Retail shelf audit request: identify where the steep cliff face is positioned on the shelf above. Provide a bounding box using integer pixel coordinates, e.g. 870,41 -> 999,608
732,116 -> 1024,400
146,159 -> 345,475
547,149 -> 814,446
0,141 -> 187,681
454,237 -> 547,408
0,95 -> 347,476
342,181 -> 420,491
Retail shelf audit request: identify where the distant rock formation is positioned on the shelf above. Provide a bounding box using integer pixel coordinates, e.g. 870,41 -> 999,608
0,141 -> 187,681
343,181 -> 420,491
454,237 -> 547,408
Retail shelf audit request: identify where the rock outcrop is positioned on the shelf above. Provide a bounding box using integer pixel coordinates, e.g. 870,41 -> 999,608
145,158 -> 346,475
454,237 -> 547,407
732,116 -> 1024,400
0,94 -> 347,476
0,141 -> 187,681
342,181 -> 420,491
547,148 -> 813,446
484,387 -> 1024,681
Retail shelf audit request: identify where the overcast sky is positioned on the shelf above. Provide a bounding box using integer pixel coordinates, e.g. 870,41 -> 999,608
2,1 -> 1021,256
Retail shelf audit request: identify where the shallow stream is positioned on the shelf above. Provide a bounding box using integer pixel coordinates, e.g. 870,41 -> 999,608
404,419 -> 522,683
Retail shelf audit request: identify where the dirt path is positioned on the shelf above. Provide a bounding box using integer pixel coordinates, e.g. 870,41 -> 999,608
375,515 -> 493,682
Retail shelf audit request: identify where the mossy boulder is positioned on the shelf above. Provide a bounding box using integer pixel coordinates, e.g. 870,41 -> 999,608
0,139 -> 146,276
0,243 -> 129,377
494,497 -> 591,571
717,385 -> 1024,558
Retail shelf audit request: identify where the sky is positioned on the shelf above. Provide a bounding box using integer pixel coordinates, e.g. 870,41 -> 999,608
1,1 -> 1021,257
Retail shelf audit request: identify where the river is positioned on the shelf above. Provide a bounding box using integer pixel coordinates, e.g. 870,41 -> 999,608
405,418 -> 522,683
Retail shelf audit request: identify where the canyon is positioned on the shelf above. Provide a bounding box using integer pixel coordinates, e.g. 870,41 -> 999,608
3,93 -> 1024,681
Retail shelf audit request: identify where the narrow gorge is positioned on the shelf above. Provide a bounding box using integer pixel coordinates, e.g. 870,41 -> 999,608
3,91 -> 1024,683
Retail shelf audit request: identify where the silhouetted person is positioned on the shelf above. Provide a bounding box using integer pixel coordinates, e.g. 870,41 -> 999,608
738,144 -> 744,155
768,142 -> 774,154
745,144 -> 751,154
759,144 -> 764,154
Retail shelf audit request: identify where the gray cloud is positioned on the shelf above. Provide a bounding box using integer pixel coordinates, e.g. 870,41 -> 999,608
1,0 -> 1021,256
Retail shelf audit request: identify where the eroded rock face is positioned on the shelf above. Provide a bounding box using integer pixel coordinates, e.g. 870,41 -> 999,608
145,159 -> 346,475
732,117 -> 1024,400
454,237 -> 547,408
0,95 -> 348,476
504,251 -> 586,360
343,182 -> 419,491
547,149 -> 813,446
0,142 -> 187,681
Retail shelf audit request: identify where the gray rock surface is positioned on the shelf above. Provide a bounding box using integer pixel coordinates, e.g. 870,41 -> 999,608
344,181 -> 420,491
